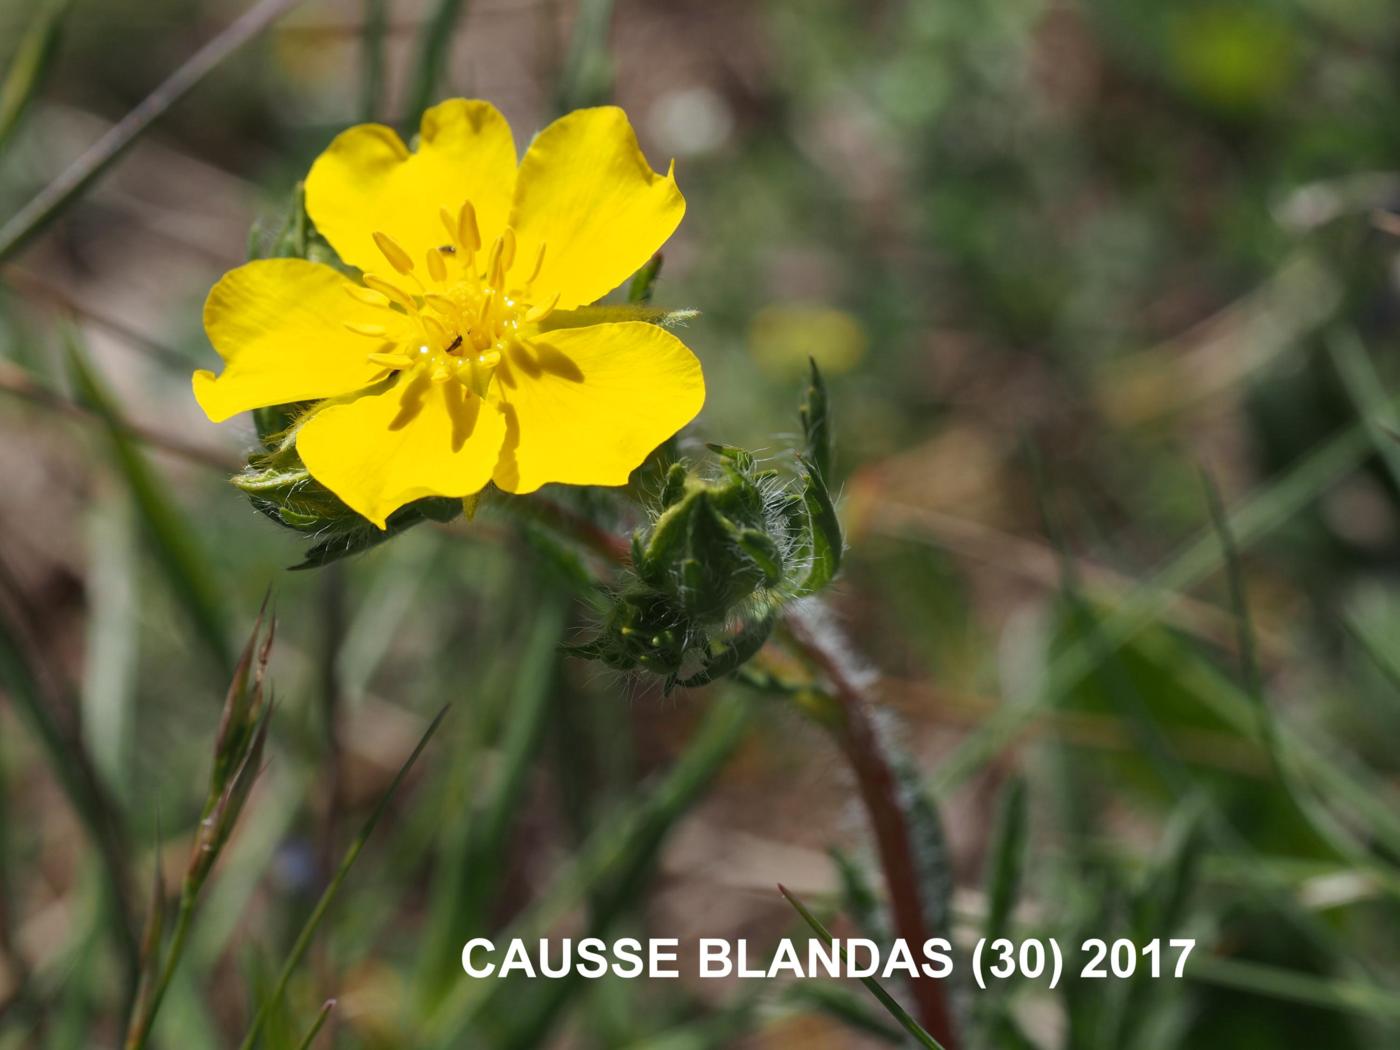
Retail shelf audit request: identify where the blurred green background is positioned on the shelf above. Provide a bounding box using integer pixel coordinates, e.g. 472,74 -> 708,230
2,0 -> 1400,1046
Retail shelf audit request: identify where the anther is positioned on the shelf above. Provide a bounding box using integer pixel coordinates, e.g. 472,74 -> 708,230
425,248 -> 447,283
367,352 -> 412,369
439,208 -> 460,247
446,334 -> 463,354
499,227 -> 516,272
457,201 -> 481,253
523,241 -> 547,285
372,231 -> 415,275
484,238 -> 504,288
524,290 -> 559,324
344,322 -> 388,337
344,284 -> 389,307
362,275 -> 418,313
422,315 -> 452,344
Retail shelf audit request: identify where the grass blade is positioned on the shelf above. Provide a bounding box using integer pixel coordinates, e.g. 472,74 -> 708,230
778,884 -> 946,1050
358,0 -> 387,122
982,777 -> 1026,947
934,416 -> 1376,793
293,1000 -> 335,1050
237,705 -> 449,1050
418,601 -> 564,995
65,332 -> 231,675
555,0 -> 615,112
423,692 -> 751,1045
0,0 -> 302,262
404,0 -> 470,127
1187,955 -> 1400,1021
0,0 -> 71,156
0,559 -> 139,997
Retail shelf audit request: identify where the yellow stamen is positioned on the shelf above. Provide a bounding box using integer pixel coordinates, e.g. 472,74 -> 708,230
362,274 -> 418,313
367,352 -> 413,369
438,208 -> 460,247
372,231 -> 414,275
523,242 -> 547,285
425,247 -> 447,283
485,238 -> 505,289
422,292 -> 459,317
422,315 -> 452,344
524,291 -> 560,324
499,227 -> 516,272
344,284 -> 389,307
457,200 -> 481,253
344,322 -> 388,337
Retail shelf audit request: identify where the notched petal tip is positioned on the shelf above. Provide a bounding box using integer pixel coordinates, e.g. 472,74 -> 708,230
510,106 -> 687,310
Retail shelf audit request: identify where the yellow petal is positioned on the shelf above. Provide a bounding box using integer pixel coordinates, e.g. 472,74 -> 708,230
304,99 -> 517,275
297,374 -> 506,529
491,322 -> 703,494
510,107 -> 683,310
194,259 -> 399,423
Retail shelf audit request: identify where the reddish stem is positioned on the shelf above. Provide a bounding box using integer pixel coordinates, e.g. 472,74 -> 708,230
521,495 -> 960,1048
784,610 -> 961,1049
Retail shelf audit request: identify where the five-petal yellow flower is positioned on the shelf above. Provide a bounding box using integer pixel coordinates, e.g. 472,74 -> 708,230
194,100 -> 704,528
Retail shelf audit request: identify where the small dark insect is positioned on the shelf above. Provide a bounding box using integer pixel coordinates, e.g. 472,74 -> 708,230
446,335 -> 463,354
438,244 -> 456,255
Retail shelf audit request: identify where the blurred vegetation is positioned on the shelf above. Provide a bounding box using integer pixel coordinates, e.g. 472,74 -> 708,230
1,0 -> 1400,1047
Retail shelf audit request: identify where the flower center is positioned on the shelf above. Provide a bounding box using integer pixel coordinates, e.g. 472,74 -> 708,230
342,200 -> 557,397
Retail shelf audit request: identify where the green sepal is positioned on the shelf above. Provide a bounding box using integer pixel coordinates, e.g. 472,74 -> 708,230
793,456 -> 843,596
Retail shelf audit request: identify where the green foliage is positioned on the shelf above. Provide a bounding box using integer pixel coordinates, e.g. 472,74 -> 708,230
0,0 -> 70,156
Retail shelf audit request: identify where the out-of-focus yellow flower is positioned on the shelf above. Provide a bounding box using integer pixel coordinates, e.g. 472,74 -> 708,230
748,304 -> 866,379
194,100 -> 704,528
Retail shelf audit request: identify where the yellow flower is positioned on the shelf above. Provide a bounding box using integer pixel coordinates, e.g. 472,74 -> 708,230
193,100 -> 704,528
